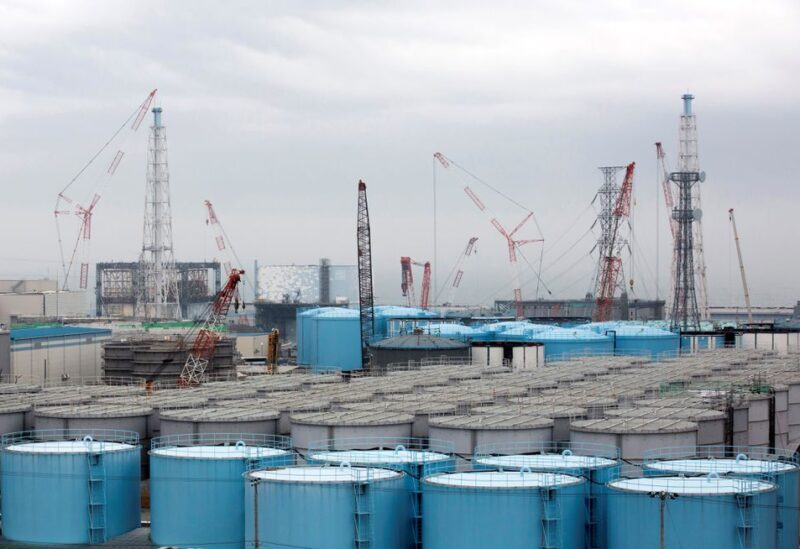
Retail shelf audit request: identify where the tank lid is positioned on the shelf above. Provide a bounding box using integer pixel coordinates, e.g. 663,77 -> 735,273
290,410 -> 414,426
473,404 -> 588,418
570,417 -> 698,434
476,453 -> 617,470
249,465 -> 401,483
160,407 -> 280,422
605,407 -> 725,421
5,440 -> 136,454
424,470 -> 583,489
0,383 -> 41,395
647,458 -> 798,475
0,401 -> 32,414
152,445 -> 291,460
308,449 -> 452,465
33,404 -> 153,418
610,476 -> 775,495
429,414 -> 554,430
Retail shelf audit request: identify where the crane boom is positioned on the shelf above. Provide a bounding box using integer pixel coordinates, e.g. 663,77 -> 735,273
400,257 -> 432,309
179,268 -> 244,386
594,162 -> 635,321
357,180 -> 375,370
728,208 -> 753,323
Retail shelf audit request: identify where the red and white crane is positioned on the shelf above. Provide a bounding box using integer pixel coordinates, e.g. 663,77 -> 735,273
464,186 -> 541,319
204,200 -> 233,275
593,162 -> 635,321
180,268 -> 245,386
400,257 -> 432,309
54,89 -> 157,290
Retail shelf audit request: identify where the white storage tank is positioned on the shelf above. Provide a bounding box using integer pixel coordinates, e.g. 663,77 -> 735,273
159,407 -> 280,441
428,414 -> 553,455
570,418 -> 698,461
290,410 -> 414,451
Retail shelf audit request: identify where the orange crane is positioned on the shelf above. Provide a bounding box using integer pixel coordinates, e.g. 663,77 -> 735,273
179,268 -> 245,386
400,257 -> 432,309
594,162 -> 635,322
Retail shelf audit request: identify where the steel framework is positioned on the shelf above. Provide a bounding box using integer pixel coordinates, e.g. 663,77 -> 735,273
136,107 -> 181,320
669,94 -> 705,330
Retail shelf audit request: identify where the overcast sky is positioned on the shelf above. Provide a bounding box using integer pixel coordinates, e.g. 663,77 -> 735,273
1,0 -> 798,307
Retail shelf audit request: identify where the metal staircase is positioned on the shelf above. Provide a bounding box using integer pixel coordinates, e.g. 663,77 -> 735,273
735,493 -> 753,549
353,480 -> 374,549
541,487 -> 563,549
86,450 -> 108,544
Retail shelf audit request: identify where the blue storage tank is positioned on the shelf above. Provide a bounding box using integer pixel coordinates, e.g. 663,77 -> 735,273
307,438 -> 456,547
245,464 -> 412,549
296,307 -> 341,365
374,305 -> 438,339
0,429 -> 141,545
423,470 -> 586,549
472,442 -> 619,549
530,327 -> 613,361
150,433 -> 294,549
583,322 -> 680,360
644,453 -> 800,549
421,323 -> 485,341
313,307 -> 361,371
607,475 -> 777,549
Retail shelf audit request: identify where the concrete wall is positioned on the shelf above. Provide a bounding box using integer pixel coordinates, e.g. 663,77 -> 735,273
0,291 -> 87,325
235,333 -> 269,358
11,333 -> 111,383
0,279 -> 58,293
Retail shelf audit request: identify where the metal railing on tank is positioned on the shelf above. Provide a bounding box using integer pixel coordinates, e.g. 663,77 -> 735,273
643,445 -> 800,472
473,441 -> 620,462
1,429 -> 140,448
151,432 -> 293,453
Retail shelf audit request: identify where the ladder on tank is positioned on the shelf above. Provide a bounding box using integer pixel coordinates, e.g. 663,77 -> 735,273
353,479 -> 374,549
584,479 -> 599,549
541,487 -> 563,549
735,493 -> 753,549
409,468 -> 423,549
87,450 -> 108,544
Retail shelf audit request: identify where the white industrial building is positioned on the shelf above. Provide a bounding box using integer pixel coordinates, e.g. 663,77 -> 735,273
0,278 -> 87,326
9,326 -> 112,383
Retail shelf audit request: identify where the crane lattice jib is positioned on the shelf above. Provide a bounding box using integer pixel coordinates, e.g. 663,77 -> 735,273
593,162 -> 635,322
419,262 -> 431,309
179,268 -> 244,385
357,181 -> 375,370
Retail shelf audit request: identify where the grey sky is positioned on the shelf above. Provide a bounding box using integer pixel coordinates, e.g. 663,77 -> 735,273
1,0 -> 798,307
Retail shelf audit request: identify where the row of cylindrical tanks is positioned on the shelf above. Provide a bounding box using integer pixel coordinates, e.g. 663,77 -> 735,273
1,431 -> 797,549
296,306 -> 697,370
1,349 -> 799,471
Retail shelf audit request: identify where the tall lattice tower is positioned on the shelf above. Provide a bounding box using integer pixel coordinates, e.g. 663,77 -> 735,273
136,107 -> 181,320
592,166 -> 624,294
669,94 -> 705,330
